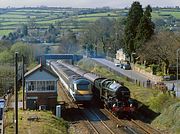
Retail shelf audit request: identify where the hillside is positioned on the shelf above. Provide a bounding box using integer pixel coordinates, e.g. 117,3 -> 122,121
1,7 -> 180,36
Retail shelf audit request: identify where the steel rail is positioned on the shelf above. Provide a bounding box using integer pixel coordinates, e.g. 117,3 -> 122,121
131,119 -> 161,134
89,108 -> 115,134
104,109 -> 139,134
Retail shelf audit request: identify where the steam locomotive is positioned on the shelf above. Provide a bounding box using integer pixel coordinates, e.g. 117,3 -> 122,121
49,61 -> 93,102
94,78 -> 137,117
58,61 -> 138,117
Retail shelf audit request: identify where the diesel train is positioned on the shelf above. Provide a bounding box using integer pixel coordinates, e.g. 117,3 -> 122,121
57,61 -> 138,117
49,61 -> 93,102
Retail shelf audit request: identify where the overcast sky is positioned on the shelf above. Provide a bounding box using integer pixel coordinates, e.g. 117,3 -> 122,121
0,0 -> 180,8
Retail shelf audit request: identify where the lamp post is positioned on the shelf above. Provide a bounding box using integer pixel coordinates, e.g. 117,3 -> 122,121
176,48 -> 180,97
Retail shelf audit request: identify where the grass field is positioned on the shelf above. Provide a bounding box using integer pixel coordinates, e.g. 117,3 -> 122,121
0,14 -> 27,18
0,8 -> 121,36
78,12 -> 118,17
0,30 -> 13,36
1,7 -> 180,36
77,17 -> 100,22
159,11 -> 180,19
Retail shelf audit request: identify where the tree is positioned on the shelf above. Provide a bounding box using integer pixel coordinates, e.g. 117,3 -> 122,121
80,22 -> 99,57
135,5 -> 155,50
110,18 -> 125,57
21,24 -> 28,36
10,42 -> 34,65
80,18 -> 114,57
59,30 -> 78,54
28,18 -> 36,29
94,18 -> 113,56
80,29 -> 96,57
124,1 -> 143,60
0,41 -> 12,52
137,32 -> 179,74
47,24 -> 56,34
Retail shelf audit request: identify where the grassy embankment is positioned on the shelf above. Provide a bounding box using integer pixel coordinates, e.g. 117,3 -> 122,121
77,58 -> 180,134
5,110 -> 68,134
4,87 -> 69,134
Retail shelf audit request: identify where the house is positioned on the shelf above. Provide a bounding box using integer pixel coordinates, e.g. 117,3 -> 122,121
24,64 -> 58,111
116,49 -> 128,62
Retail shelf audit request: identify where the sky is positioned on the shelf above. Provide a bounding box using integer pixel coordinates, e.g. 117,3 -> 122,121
0,0 -> 180,8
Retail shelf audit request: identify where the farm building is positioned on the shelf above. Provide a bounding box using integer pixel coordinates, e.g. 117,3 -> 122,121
24,64 -> 58,111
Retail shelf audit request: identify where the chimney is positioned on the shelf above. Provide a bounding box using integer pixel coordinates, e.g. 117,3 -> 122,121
40,57 -> 42,66
40,56 -> 46,66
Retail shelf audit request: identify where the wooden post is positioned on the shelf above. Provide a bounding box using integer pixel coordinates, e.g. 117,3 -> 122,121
22,55 -> 25,110
15,52 -> 18,134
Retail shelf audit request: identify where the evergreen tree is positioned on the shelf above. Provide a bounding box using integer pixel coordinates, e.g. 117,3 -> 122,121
124,1 -> 143,59
135,5 -> 155,49
21,24 -> 28,36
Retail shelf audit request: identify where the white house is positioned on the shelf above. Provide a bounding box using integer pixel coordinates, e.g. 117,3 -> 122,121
116,49 -> 127,62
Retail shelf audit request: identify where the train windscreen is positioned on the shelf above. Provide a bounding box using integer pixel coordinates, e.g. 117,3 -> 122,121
77,84 -> 90,90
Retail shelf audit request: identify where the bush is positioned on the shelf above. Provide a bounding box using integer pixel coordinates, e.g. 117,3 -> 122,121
152,102 -> 180,134
156,71 -> 164,76
148,93 -> 169,113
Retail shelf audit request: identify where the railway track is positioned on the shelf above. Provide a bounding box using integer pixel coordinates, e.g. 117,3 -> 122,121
102,109 -> 142,134
101,108 -> 162,134
58,81 -> 121,134
130,119 -> 161,134
82,108 -> 115,134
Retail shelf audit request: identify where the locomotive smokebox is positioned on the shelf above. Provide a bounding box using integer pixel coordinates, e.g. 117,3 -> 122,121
115,86 -> 130,100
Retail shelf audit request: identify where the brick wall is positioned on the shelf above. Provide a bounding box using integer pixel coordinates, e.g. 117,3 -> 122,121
133,65 -> 162,82
26,92 -> 57,110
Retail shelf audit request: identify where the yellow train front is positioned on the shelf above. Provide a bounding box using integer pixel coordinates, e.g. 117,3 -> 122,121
68,75 -> 93,102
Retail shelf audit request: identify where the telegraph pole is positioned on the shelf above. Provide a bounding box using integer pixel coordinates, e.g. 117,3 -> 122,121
22,55 -> 25,110
177,48 -> 180,97
15,52 -> 18,134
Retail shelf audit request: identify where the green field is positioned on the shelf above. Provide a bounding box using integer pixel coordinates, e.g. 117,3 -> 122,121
1,7 -> 180,36
0,14 -> 27,18
0,8 -> 121,36
159,11 -> 180,19
78,12 -> 118,17
77,17 -> 100,22
0,30 -> 13,36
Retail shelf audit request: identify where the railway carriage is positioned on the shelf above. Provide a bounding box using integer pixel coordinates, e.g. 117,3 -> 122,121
50,61 -> 93,102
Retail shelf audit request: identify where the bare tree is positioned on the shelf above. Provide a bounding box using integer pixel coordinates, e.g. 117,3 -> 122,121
59,30 -> 78,54
138,31 -> 179,74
